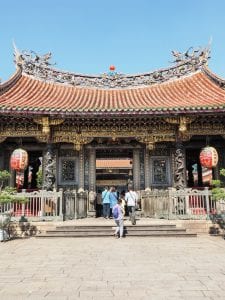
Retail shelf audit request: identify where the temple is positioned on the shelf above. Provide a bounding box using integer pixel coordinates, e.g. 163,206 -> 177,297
0,45 -> 225,197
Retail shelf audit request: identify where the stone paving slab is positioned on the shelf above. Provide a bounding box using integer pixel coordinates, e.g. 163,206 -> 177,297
0,235 -> 225,299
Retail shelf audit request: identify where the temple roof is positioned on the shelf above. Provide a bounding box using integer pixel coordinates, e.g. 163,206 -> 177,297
0,46 -> 225,116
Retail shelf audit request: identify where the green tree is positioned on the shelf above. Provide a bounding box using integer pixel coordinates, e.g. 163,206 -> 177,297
211,168 -> 225,201
0,170 -> 27,204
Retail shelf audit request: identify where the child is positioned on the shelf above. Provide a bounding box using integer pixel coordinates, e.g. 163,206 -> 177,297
112,199 -> 124,238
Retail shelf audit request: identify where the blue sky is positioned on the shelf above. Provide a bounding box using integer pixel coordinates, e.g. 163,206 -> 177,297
1,0 -> 225,81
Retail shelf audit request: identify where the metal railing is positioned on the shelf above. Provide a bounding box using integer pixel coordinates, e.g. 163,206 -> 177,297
140,188 -> 223,219
1,187 -> 224,221
0,190 -> 63,220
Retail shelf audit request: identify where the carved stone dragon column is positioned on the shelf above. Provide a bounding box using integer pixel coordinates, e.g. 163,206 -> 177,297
78,145 -> 85,190
173,143 -> 186,190
43,144 -> 57,191
144,148 -> 151,189
133,149 -> 140,191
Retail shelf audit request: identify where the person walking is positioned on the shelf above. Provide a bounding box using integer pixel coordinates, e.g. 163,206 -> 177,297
125,186 -> 138,225
112,199 -> 124,238
109,186 -> 118,218
102,187 -> 110,219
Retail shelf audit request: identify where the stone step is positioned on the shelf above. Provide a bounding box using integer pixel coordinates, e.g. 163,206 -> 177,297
36,223 -> 197,238
37,232 -> 196,238
46,228 -> 186,234
54,226 -> 178,231
56,224 -> 177,230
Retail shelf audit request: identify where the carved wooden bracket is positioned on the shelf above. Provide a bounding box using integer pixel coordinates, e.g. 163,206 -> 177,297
72,135 -> 93,151
165,116 -> 195,132
51,131 -> 93,151
136,134 -> 175,150
33,117 -> 64,134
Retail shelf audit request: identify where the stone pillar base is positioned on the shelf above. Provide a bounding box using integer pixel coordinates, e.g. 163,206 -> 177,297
87,210 -> 96,217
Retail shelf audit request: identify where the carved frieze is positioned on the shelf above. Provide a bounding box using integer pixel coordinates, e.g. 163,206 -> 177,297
1,115 -> 225,150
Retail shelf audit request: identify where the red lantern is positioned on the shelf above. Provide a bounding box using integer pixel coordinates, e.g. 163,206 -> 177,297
199,146 -> 218,168
10,148 -> 28,171
109,65 -> 115,71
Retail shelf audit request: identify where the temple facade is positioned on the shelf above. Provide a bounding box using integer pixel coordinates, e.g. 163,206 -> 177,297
0,45 -> 225,193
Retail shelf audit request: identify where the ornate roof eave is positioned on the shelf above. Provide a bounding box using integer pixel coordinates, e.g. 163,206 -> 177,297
1,105 -> 225,118
13,45 -> 211,89
0,68 -> 22,95
202,66 -> 225,88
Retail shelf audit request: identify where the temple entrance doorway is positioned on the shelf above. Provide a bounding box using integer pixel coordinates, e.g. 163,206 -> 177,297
21,151 -> 42,191
95,148 -> 133,194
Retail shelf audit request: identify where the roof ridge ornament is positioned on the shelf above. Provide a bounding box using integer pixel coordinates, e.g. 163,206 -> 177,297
13,43 -> 55,69
171,44 -> 211,66
15,44 -> 211,89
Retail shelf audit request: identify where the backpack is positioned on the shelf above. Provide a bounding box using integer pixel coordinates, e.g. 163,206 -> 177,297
113,205 -> 119,219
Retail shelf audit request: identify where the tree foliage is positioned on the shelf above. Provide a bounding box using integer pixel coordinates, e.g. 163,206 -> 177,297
211,168 -> 225,201
0,170 -> 27,204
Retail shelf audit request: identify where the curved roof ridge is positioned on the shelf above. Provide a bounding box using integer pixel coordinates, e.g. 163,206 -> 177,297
203,66 -> 225,88
22,68 -> 202,92
14,46 -> 210,89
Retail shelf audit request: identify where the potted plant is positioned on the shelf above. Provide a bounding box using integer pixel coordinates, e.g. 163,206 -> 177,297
0,170 -> 27,241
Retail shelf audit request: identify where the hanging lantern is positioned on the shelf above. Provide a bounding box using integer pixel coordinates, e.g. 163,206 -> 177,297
199,146 -> 218,168
10,148 -> 28,171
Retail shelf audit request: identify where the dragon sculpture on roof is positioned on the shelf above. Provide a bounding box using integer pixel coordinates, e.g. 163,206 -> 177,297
13,42 -> 211,89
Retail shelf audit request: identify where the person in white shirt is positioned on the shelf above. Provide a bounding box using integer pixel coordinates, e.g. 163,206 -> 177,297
125,186 -> 138,225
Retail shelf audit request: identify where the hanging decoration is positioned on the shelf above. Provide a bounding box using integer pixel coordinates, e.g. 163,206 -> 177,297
10,148 -> 28,190
199,146 -> 218,168
10,148 -> 28,171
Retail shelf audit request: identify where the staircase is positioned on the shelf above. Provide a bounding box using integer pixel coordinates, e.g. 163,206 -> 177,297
36,223 -> 197,238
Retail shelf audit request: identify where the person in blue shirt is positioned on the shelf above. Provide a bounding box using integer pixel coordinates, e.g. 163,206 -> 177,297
102,187 -> 110,219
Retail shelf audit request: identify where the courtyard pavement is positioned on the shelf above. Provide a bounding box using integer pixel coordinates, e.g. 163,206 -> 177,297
0,235 -> 225,299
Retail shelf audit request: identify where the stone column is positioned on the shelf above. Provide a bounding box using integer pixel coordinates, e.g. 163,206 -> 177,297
7,147 -> 15,187
89,148 -> 96,192
173,143 -> 186,190
133,149 -> 140,191
42,144 -> 57,191
144,148 -> 151,189
78,145 -> 85,190
88,147 -> 96,217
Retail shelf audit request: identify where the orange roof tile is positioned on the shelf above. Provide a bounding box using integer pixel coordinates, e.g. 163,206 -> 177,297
1,68 -> 225,115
